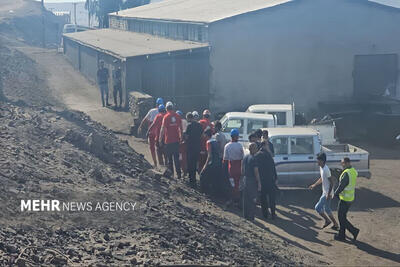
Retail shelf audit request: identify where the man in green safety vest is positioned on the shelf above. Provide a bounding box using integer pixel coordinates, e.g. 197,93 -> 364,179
334,157 -> 360,241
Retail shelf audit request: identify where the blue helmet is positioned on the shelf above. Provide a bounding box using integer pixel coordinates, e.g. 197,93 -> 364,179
156,97 -> 164,105
158,104 -> 165,112
230,128 -> 239,137
176,110 -> 183,117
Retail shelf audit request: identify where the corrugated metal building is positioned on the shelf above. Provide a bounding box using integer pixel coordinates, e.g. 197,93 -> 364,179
64,0 -> 400,115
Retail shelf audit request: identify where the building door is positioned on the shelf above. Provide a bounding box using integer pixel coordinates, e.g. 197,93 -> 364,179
353,54 -> 398,99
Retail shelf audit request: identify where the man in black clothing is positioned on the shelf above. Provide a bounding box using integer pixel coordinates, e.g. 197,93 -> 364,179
255,141 -> 278,219
184,112 -> 203,187
242,143 -> 262,221
334,157 -> 360,241
97,60 -> 110,107
262,130 -> 275,156
112,59 -> 122,108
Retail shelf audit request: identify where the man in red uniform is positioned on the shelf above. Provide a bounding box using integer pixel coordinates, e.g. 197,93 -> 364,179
176,110 -> 187,177
199,109 -> 214,172
160,102 -> 183,178
223,128 -> 244,203
147,104 -> 167,167
139,98 -> 164,166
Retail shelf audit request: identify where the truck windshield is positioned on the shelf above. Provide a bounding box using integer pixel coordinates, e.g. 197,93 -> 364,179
269,112 -> 287,126
247,119 -> 270,134
222,118 -> 244,134
290,136 -> 314,154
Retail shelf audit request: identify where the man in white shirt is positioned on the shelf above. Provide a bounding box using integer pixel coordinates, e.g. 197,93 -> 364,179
223,129 -> 244,202
138,97 -> 164,134
309,153 -> 339,230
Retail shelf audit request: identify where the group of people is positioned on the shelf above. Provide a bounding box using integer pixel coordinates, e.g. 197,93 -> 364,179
97,60 -> 123,108
138,98 -> 279,221
310,154 -> 360,241
139,98 -> 360,242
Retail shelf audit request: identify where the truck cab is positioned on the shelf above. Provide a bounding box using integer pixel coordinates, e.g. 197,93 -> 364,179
246,104 -> 294,127
247,104 -> 337,145
266,127 -> 370,187
220,112 -> 275,142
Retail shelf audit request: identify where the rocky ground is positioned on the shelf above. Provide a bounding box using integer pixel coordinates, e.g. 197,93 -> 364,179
0,1 -> 319,266
0,103 -> 320,266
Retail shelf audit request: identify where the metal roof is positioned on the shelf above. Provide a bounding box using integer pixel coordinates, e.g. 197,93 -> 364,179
222,112 -> 275,120
264,127 -> 318,136
63,28 -> 209,59
112,0 -> 293,23
247,104 -> 293,112
369,0 -> 400,8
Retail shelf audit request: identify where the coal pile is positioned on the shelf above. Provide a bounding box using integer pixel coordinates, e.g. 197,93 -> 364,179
0,102 -> 317,265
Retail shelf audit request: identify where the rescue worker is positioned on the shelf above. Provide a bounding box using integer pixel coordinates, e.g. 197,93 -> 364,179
309,153 -> 339,230
139,98 -> 164,166
255,141 -> 278,219
242,143 -> 262,221
200,129 -> 222,195
223,129 -> 244,204
192,111 -> 200,121
112,59 -> 122,108
147,104 -> 167,167
184,112 -> 203,187
176,110 -> 187,177
160,102 -> 183,178
199,110 -> 214,172
138,97 -> 164,134
334,157 -> 360,241
96,60 -> 110,107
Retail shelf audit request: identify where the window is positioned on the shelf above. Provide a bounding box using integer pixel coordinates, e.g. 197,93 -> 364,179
290,137 -> 314,154
247,119 -> 270,134
270,112 -> 287,126
222,119 -> 244,134
271,137 -> 288,155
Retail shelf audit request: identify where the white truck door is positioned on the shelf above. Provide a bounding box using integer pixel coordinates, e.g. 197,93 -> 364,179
287,136 -> 319,186
270,136 -> 291,185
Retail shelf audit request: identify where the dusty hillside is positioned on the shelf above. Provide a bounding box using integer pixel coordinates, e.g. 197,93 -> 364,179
0,102 -> 322,266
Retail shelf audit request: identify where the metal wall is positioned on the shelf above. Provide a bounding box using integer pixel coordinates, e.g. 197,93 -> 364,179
208,0 -> 400,116
64,38 -> 79,69
126,50 -> 210,112
79,45 -> 98,83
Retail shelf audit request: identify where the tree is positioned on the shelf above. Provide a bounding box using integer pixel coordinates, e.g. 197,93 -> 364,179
85,0 -> 150,28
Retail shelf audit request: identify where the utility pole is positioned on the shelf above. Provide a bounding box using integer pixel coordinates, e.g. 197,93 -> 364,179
73,3 -> 78,25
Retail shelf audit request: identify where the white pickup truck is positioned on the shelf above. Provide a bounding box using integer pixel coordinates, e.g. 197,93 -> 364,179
219,112 -> 276,141
246,104 -> 337,145
266,128 -> 371,187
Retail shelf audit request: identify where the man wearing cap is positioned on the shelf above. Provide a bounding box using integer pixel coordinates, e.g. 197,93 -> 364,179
176,110 -> 187,176
147,104 -> 166,167
185,112 -> 203,187
112,59 -> 122,108
223,129 -> 244,203
139,98 -> 163,134
97,60 -> 110,107
199,109 -> 214,172
139,98 -> 164,166
160,102 -> 183,178
192,111 -> 200,121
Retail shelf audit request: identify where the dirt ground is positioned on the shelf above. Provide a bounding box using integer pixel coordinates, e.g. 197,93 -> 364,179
1,0 -> 399,265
